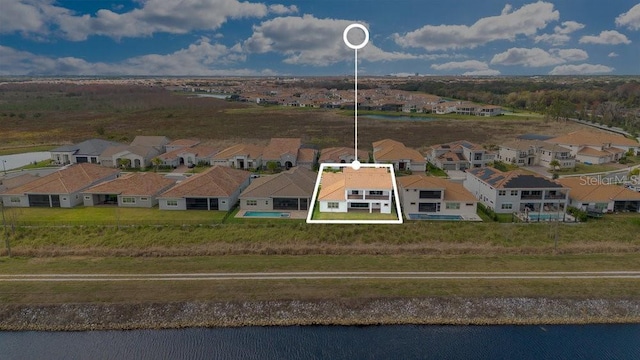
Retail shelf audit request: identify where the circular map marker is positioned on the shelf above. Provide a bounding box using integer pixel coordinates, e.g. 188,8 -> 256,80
343,23 -> 369,50
351,160 -> 361,170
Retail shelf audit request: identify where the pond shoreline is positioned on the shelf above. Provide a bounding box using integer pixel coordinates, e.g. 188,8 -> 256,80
2,297 -> 639,331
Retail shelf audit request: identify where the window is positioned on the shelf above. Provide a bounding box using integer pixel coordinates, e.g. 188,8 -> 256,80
498,190 -> 506,196
140,197 -> 149,201
10,197 -> 21,203
122,197 -> 136,204
369,191 -> 383,196
328,202 -> 339,209
446,202 -> 460,210
510,190 -> 518,196
501,203 -> 513,210
166,200 -> 178,207
419,190 -> 441,199
465,203 -> 474,206
84,196 -> 91,201
247,200 -> 257,206
351,190 -> 359,195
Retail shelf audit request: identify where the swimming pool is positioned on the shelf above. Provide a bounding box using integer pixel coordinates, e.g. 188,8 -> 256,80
243,211 -> 290,218
408,214 -> 463,221
527,213 -> 564,221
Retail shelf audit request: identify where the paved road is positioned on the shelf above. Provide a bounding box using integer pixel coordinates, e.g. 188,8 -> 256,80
2,271 -> 640,282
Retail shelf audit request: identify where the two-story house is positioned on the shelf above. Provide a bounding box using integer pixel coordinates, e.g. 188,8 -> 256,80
318,167 -> 394,214
464,167 -> 570,220
425,140 -> 495,170
498,140 -> 575,169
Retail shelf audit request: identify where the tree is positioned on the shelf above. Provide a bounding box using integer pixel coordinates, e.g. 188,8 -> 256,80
117,158 -> 131,169
549,159 -> 561,179
266,161 -> 279,173
151,157 -> 162,172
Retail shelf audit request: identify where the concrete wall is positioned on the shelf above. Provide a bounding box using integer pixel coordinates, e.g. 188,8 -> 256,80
319,200 -> 348,212
1,195 -> 29,207
240,198 -> 272,211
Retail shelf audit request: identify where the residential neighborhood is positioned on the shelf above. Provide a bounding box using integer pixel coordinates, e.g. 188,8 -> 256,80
2,125 -> 639,222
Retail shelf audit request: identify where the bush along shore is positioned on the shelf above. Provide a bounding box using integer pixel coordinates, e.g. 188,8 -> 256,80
2,298 -> 639,331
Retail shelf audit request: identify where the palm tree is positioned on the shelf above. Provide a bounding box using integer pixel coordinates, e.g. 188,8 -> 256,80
549,159 -> 560,179
151,157 -> 163,172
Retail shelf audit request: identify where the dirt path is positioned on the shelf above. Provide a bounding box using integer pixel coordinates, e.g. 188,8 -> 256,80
2,271 -> 640,282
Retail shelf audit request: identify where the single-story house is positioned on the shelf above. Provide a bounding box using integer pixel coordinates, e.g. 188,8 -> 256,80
318,166 -> 394,214
296,148 -> 318,170
557,177 -> 640,213
82,172 -> 176,208
165,139 -> 201,153
397,174 -> 479,220
262,138 -> 302,169
158,166 -> 251,211
319,147 -> 368,164
51,138 -> 124,165
239,167 -> 317,211
211,144 -> 264,170
372,139 -> 425,172
1,163 -> 120,208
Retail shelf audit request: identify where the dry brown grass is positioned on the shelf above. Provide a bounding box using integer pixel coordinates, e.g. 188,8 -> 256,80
0,83 -> 586,150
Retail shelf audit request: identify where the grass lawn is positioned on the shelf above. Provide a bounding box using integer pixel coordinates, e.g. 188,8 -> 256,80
557,163 -> 619,175
6,206 -> 227,225
15,159 -> 56,170
310,204 -> 400,221
2,254 -> 640,304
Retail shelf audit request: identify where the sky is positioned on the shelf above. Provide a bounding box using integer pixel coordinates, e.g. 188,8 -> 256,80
1,0 -> 639,77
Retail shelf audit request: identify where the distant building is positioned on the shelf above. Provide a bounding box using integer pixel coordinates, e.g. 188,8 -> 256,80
51,138 -> 124,165
372,139 -> 425,172
262,138 -> 302,169
498,140 -> 575,169
425,140 -> 495,170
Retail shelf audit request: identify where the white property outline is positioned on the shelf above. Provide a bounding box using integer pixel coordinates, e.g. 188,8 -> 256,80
306,163 -> 404,224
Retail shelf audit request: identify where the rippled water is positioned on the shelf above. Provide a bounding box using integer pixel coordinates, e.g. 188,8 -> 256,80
2,324 -> 639,359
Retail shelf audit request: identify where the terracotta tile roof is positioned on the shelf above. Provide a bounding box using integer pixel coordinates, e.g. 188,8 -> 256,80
397,175 -> 476,202
0,174 -> 40,194
212,144 -> 264,160
262,138 -> 302,160
167,139 -> 200,147
296,148 -> 317,163
100,145 -> 129,158
84,172 -> 176,196
549,129 -> 639,147
373,139 -> 425,163
577,147 -> 608,157
319,147 -> 368,163
240,167 -> 316,198
183,145 -> 219,158
159,166 -> 250,198
4,163 -> 119,195
130,136 -> 170,148
557,177 -> 640,202
318,167 -> 393,201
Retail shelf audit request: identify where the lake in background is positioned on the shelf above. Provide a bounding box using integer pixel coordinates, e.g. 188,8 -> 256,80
0,152 -> 51,171
2,324 -> 639,359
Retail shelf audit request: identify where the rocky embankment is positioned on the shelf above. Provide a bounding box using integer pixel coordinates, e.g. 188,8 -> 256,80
2,298 -> 640,331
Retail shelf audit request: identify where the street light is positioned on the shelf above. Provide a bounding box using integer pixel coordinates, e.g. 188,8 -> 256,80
1,160 -> 6,175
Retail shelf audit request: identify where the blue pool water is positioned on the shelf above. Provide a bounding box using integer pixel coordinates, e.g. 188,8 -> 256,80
408,214 -> 463,220
244,211 -> 290,218
528,213 -> 564,221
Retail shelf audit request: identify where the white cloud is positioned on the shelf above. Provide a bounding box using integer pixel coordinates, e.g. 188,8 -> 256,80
554,21 -> 585,35
579,30 -> 631,45
549,64 -> 614,75
393,2 -> 559,50
616,4 -> 640,31
535,20 -> 585,45
490,47 -> 565,67
0,40 -> 273,76
268,4 -> 298,15
0,0 -> 70,36
431,60 -> 489,71
608,52 -> 619,57
243,15 -> 418,66
551,48 -> 588,62
2,0 -> 283,41
463,69 -> 501,76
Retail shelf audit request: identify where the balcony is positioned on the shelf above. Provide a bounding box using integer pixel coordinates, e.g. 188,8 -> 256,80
545,194 -> 567,200
521,195 -> 543,200
347,194 -> 364,200
365,194 -> 390,200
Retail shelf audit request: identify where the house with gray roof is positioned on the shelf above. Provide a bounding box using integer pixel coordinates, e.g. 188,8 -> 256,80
239,167 -> 316,211
464,167 -> 569,219
51,138 -> 125,165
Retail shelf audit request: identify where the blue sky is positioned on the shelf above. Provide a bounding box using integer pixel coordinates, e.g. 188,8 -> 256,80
1,0 -> 639,76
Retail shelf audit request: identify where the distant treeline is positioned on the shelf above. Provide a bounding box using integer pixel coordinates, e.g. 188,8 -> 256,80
393,78 -> 640,134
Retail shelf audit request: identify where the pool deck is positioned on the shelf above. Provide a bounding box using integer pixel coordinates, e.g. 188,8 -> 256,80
236,210 -> 308,219
405,213 -> 483,221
